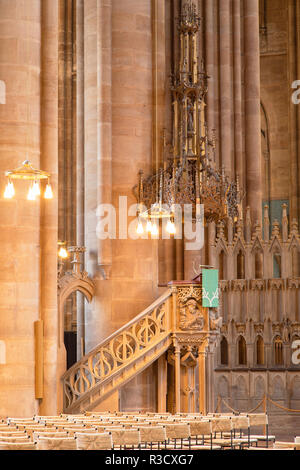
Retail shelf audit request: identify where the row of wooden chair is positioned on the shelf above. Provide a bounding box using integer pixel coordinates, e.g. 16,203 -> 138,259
0,411 -> 289,451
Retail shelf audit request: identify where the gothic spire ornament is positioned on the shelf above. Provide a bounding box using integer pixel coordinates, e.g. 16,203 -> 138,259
134,0 -> 241,229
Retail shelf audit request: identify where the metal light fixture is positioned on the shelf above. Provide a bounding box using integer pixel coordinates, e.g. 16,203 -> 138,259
58,241 -> 69,260
4,160 -> 53,201
134,1 -> 242,231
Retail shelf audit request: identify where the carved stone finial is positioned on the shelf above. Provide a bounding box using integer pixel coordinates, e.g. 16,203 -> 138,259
291,218 -> 299,235
271,219 -> 280,239
245,206 -> 251,242
235,218 -> 244,240
68,246 -> 86,275
217,220 -> 225,239
282,204 -> 288,242
252,219 -> 262,240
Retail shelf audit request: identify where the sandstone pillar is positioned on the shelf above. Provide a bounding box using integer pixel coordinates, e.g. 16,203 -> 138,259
0,0 -> 59,416
40,0 -> 60,415
82,0 -> 158,353
244,0 -> 262,224
219,0 -> 233,178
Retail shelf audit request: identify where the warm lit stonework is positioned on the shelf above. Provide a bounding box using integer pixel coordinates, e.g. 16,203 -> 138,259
0,0 -> 300,451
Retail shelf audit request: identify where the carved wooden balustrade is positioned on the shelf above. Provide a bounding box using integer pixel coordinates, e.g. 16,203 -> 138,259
62,290 -> 173,413
62,280 -> 221,413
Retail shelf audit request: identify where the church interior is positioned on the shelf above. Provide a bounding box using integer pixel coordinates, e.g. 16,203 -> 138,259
0,0 -> 300,451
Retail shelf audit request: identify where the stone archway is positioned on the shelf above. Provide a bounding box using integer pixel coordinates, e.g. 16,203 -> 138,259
58,247 -> 95,370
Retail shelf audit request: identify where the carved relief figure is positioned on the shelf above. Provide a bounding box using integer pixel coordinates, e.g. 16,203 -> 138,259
209,308 -> 223,331
179,298 -> 205,330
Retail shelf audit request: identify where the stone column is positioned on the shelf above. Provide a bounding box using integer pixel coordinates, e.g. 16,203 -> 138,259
198,346 -> 206,414
76,0 -> 85,360
39,0 -> 60,415
83,0 -> 113,351
219,0 -> 233,178
0,0 -> 41,417
0,0 -> 59,416
233,0 -> 244,188
174,341 -> 181,413
244,0 -> 262,224
157,354 -> 167,412
82,0 -> 157,356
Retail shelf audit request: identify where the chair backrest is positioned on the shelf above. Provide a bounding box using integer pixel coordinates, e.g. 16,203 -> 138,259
110,429 -> 141,447
33,431 -> 69,440
231,416 -> 249,431
0,431 -> 26,437
247,413 -> 268,426
62,427 -> 94,436
164,423 -> 190,440
0,435 -> 31,443
0,442 -> 37,450
189,420 -> 212,436
36,437 -> 77,450
75,432 -> 113,450
211,417 -> 232,433
140,426 -> 167,444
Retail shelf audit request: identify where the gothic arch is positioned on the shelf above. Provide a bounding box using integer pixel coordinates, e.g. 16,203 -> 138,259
271,375 -> 285,400
58,272 -> 95,346
256,335 -> 265,365
235,375 -> 247,397
237,335 -> 247,365
254,375 -> 265,399
291,376 -> 300,400
217,375 -> 229,398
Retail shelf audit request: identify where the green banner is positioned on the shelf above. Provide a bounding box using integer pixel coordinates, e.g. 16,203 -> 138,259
202,269 -> 219,307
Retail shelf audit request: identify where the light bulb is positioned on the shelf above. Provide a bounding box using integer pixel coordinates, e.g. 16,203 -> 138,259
4,181 -> 15,199
58,247 -> 69,259
136,220 -> 144,235
44,183 -> 53,199
166,219 -> 176,235
27,184 -> 36,201
146,219 -> 152,232
32,181 -> 41,196
151,223 -> 159,237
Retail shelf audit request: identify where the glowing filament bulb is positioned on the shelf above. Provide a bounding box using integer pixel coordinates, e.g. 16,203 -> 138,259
27,184 -> 36,201
166,218 -> 176,235
32,180 -> 41,196
146,219 -> 152,232
136,219 -> 144,235
58,247 -> 68,259
44,182 -> 53,199
151,222 -> 159,237
4,180 -> 15,199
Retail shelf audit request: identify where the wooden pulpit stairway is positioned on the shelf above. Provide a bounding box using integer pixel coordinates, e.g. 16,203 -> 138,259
62,270 -> 221,414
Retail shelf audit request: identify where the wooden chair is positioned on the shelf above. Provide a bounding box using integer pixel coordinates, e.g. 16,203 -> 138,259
0,431 -> 27,438
139,426 -> 167,450
110,428 -> 141,450
63,427 -> 97,437
186,420 -> 220,450
33,431 -> 69,441
0,436 -> 31,444
246,413 -> 275,447
75,432 -> 113,450
36,436 -> 77,450
0,442 -> 37,450
164,423 -> 190,449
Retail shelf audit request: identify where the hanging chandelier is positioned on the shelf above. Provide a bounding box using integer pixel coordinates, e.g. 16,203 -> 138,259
134,1 -> 241,236
4,160 -> 53,201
